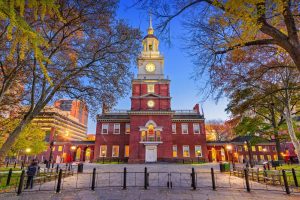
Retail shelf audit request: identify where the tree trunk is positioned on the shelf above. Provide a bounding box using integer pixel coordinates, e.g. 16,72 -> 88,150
0,115 -> 32,164
284,101 -> 300,165
274,134 -> 283,161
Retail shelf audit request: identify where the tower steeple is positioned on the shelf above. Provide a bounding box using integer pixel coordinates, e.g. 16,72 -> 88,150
148,12 -> 154,35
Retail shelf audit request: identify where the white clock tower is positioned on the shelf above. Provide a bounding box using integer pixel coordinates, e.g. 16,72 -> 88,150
137,15 -> 164,80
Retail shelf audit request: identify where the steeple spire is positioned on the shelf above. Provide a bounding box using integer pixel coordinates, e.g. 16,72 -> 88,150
147,11 -> 154,35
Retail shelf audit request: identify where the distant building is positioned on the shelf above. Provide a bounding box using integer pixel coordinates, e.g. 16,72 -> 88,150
33,100 -> 93,163
54,99 -> 88,126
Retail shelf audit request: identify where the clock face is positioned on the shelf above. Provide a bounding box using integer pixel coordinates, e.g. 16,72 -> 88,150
145,63 -> 156,72
147,100 -> 155,108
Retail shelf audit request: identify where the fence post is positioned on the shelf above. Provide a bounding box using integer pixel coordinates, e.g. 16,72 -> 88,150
21,161 -> 24,169
282,170 -> 290,194
144,167 -> 148,190
191,168 -> 196,190
244,169 -> 250,192
211,168 -> 216,190
6,161 -> 9,168
6,168 -> 13,186
52,162 -> 54,168
56,164 -> 59,174
123,167 -> 127,190
56,169 -> 63,193
17,170 -> 25,196
14,161 -> 16,168
91,168 -> 96,191
292,168 -> 298,187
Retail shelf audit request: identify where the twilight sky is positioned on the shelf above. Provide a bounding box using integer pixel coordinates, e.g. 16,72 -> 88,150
87,0 -> 229,134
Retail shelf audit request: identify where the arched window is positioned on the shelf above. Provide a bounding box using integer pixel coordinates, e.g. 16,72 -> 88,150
147,123 -> 155,141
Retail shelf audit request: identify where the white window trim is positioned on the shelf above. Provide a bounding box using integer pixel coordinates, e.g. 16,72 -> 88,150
183,145 -> 190,157
172,123 -> 176,134
172,145 -> 178,157
195,145 -> 202,157
101,123 -> 109,134
113,123 -> 120,134
193,123 -> 200,134
112,145 -> 119,157
182,124 -> 188,134
99,145 -> 107,157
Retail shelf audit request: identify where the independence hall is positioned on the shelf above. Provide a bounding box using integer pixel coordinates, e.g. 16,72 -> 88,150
94,20 -> 208,163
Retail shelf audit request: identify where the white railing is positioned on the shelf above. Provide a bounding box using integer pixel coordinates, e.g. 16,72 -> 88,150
173,110 -> 198,114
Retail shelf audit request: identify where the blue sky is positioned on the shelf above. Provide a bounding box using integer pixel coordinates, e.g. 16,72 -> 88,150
87,0 -> 229,134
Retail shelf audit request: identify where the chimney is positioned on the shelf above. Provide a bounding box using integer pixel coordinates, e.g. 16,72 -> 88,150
193,104 -> 200,114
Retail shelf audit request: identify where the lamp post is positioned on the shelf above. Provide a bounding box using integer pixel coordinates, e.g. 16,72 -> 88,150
25,148 -> 31,164
70,146 -> 76,162
226,145 -> 232,161
244,140 -> 254,168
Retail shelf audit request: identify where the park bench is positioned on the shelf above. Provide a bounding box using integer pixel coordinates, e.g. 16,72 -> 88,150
231,167 -> 244,177
248,168 -> 260,181
263,170 -> 282,185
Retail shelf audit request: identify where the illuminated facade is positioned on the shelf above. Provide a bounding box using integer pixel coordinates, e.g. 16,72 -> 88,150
33,100 -> 92,163
94,18 -> 208,163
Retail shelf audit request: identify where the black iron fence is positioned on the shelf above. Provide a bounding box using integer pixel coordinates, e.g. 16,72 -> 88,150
2,167 -> 300,196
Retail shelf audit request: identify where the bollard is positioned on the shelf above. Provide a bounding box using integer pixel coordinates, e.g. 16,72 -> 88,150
56,164 -> 59,174
282,170 -> 290,194
123,167 -> 127,190
21,161 -> 24,169
91,168 -> 96,191
14,161 -> 16,168
292,168 -> 298,187
56,169 -> 63,193
267,163 -> 270,170
144,167 -> 148,190
52,162 -> 55,168
244,169 -> 250,192
17,170 -> 25,196
68,163 -> 71,171
6,168 -> 13,186
211,168 -> 216,190
6,161 -> 9,168
191,168 -> 196,190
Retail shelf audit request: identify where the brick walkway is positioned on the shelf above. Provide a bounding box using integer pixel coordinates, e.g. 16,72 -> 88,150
1,163 -> 299,199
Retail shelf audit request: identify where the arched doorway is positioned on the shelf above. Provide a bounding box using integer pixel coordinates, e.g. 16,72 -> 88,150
221,148 -> 226,161
211,148 -> 217,162
85,148 -> 91,162
76,147 -> 81,161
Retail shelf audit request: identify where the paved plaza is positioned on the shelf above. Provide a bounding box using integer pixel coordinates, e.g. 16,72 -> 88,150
1,163 -> 299,199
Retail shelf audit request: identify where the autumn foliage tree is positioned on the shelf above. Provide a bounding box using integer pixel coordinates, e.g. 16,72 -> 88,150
135,0 -> 300,72
0,0 -> 141,161
205,119 -> 235,141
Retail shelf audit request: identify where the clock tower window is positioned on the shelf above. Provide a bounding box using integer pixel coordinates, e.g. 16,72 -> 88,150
149,44 -> 153,51
147,84 -> 154,93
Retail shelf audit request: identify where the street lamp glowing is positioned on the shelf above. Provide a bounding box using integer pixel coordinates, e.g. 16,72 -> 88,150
71,146 -> 76,151
226,145 -> 232,150
25,148 -> 31,153
65,130 -> 69,137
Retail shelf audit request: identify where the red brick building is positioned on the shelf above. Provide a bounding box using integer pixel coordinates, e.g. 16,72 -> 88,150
94,20 -> 208,163
207,136 -> 278,164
